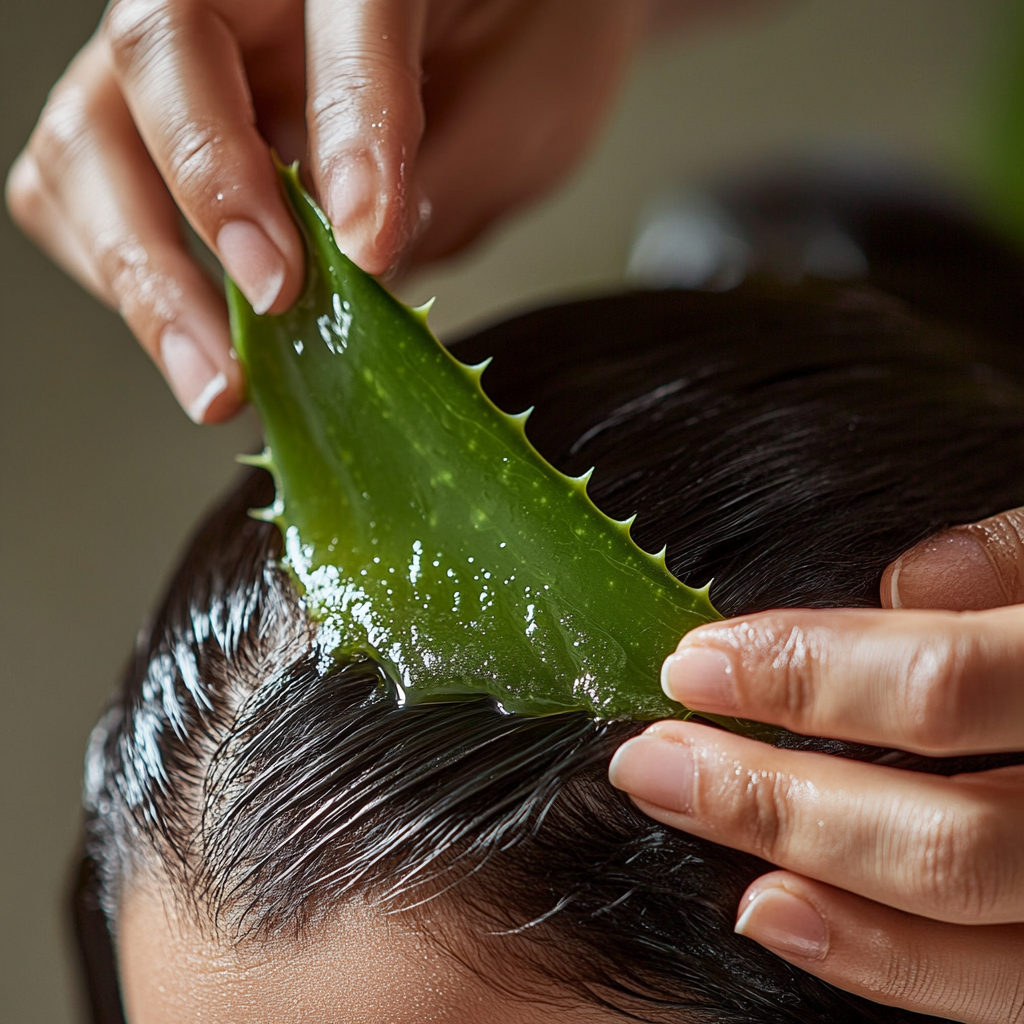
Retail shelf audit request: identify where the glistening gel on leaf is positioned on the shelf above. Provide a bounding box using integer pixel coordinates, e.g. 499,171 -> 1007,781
228,163 -> 722,721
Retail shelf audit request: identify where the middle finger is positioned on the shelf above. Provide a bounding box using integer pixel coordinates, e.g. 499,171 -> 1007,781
609,721 -> 1024,926
101,0 -> 304,313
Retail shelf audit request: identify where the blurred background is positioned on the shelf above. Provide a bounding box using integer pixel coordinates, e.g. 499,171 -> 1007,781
1,1 -> 1020,1020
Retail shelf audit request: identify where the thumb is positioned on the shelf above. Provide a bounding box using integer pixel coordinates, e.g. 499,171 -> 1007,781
881,508 -> 1024,611
305,0 -> 427,275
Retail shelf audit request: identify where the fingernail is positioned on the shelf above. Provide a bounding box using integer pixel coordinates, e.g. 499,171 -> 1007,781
397,189 -> 432,256
661,646 -> 737,714
735,886 -> 828,960
889,530 -> 1004,611
608,734 -> 695,814
160,327 -> 228,424
216,219 -> 286,315
327,149 -> 379,254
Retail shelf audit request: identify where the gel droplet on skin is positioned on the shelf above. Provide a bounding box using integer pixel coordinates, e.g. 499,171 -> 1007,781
228,162 -> 721,720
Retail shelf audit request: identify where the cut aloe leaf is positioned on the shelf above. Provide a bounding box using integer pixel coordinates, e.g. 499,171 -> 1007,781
228,163 -> 722,719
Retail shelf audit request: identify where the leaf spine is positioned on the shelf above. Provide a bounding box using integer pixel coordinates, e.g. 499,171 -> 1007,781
571,466 -> 595,489
462,356 -> 493,379
410,296 -> 436,323
237,449 -> 274,470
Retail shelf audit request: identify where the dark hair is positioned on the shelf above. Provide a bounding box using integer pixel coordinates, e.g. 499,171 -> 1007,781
80,278 -> 1024,1024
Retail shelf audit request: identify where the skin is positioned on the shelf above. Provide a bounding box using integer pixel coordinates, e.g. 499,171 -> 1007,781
4,0 -> 756,423
7,1 -> 1024,1015
5,0 -> 638,421
119,879 -> 625,1024
610,509 -> 1024,1024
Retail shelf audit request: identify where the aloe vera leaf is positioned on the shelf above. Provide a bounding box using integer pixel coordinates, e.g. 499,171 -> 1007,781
227,163 -> 722,720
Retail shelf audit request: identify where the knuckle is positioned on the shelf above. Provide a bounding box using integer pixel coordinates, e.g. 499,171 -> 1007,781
729,767 -> 791,862
309,52 -> 421,138
103,0 -> 177,75
877,941 -> 965,1016
968,509 -> 1024,604
5,156 -> 45,228
910,803 -> 999,921
163,121 -> 223,199
1002,507 -> 1024,543
309,75 -> 369,125
93,234 -> 182,328
900,634 -> 975,754
320,46 -> 420,92
31,84 -> 91,175
761,623 -> 816,723
878,945 -> 931,1004
103,0 -> 232,205
880,934 -> 1024,1024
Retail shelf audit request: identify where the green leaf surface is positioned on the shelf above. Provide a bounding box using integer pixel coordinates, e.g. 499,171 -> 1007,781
228,163 -> 722,720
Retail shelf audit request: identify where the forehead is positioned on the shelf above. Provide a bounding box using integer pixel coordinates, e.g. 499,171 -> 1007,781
116,884 -> 618,1024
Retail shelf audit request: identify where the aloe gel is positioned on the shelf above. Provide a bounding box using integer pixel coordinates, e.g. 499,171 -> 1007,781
228,164 -> 721,720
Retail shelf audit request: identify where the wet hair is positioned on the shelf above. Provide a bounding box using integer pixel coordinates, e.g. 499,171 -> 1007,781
79,275 -> 1024,1024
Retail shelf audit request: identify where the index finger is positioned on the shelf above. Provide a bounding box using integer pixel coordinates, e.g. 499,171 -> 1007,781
661,607 -> 1024,756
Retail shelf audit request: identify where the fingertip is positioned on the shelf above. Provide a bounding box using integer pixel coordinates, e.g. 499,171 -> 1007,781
322,146 -> 426,276
324,147 -> 377,254
888,530 -> 1005,611
217,219 -> 289,315
737,870 -> 806,920
322,148 -> 388,274
879,557 -> 902,609
606,729 -> 696,815
661,645 -> 738,714
189,371 -> 230,424
607,734 -> 644,790
5,150 -> 36,223
734,875 -> 829,961
674,620 -> 722,651
195,376 -> 245,424
159,325 -> 244,425
160,327 -> 216,423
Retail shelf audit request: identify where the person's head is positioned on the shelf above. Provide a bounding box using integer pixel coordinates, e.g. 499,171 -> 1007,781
79,279 -> 1024,1024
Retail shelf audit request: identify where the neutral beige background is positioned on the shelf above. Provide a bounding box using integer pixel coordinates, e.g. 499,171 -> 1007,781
0,1 -> 1011,1020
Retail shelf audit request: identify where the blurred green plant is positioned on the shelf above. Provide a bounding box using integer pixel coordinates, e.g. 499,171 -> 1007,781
977,0 -> 1024,240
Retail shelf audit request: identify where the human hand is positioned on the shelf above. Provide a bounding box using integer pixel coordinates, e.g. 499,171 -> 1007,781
610,507 -> 1024,1023
7,0 -> 669,423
